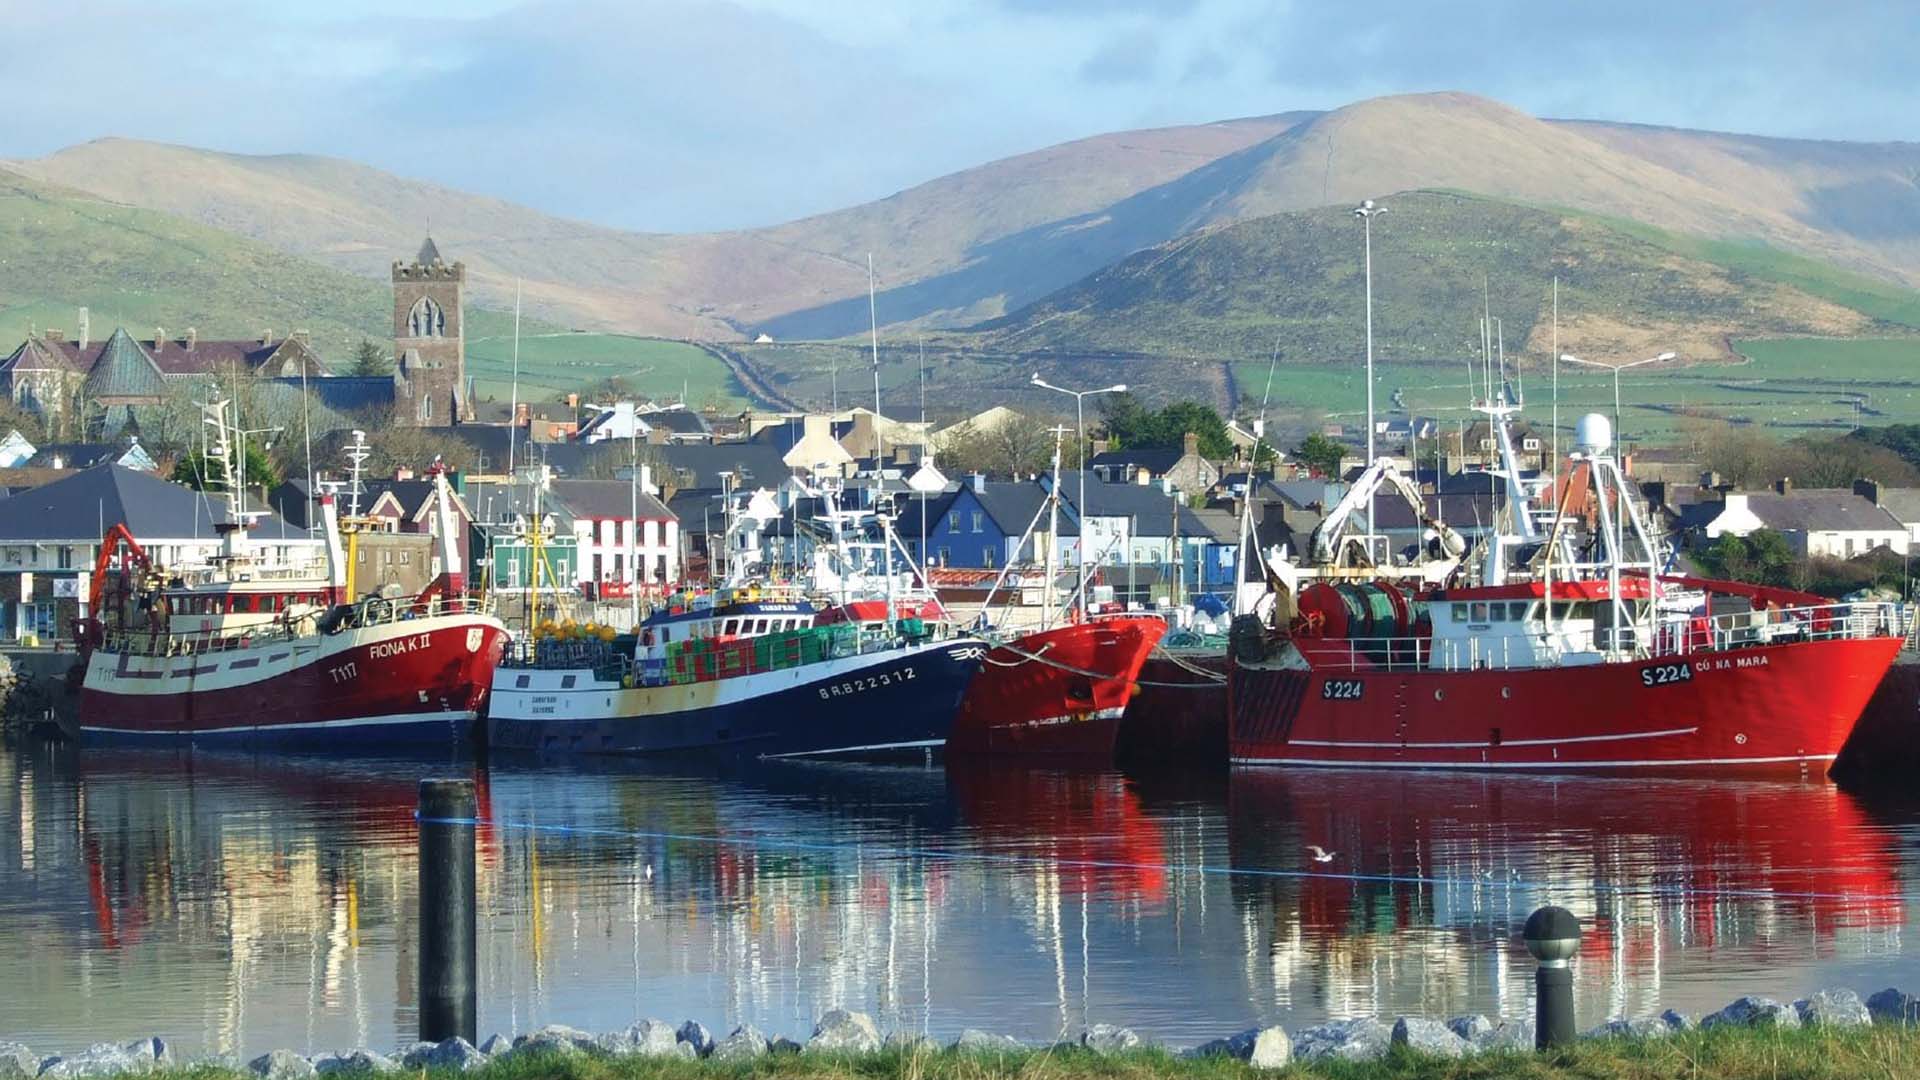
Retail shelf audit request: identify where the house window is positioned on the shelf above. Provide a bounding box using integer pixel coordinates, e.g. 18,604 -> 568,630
938,547 -> 951,565
982,548 -> 997,569
56,546 -> 72,569
948,512 -> 959,531
400,551 -> 411,566
971,512 -> 984,533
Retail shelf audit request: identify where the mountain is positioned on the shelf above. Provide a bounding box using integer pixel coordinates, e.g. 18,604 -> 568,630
973,190 -> 1895,366
0,164 -> 393,353
8,114 -> 1305,340
12,93 -> 1920,348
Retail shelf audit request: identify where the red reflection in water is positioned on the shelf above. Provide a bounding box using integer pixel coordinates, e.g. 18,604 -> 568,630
947,763 -> 1169,906
1227,769 -> 1904,946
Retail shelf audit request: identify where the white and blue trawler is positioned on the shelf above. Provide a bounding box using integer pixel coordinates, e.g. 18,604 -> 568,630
486,587 -> 984,756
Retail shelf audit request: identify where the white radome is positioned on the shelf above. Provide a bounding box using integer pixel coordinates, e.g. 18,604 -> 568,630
1574,412 -> 1613,454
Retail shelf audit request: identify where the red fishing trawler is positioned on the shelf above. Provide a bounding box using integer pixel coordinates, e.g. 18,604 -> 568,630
74,417 -> 507,748
948,614 -> 1166,757
1229,409 -> 1909,774
938,428 -> 1167,758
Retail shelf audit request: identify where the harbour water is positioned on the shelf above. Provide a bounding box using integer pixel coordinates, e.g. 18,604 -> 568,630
2,742 -> 1916,1057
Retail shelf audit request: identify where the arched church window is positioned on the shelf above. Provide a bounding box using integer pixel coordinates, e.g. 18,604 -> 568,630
408,297 -> 445,338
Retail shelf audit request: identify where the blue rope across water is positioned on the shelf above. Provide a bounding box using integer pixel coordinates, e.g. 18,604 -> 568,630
414,814 -> 1901,905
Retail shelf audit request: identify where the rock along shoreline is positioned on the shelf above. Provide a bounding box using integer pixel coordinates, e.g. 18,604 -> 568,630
5,986 -> 1916,1077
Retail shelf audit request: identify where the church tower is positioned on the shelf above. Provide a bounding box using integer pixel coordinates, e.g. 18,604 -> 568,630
392,237 -> 468,426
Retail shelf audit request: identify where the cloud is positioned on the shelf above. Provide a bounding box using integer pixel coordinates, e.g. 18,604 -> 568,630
1078,30 -> 1162,84
2,0 -> 1916,232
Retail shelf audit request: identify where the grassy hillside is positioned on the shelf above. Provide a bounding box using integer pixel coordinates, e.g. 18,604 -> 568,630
465,333 -> 746,409
974,190 -> 1894,364
0,166 -> 391,352
0,167 -> 755,411
25,93 -> 1920,346
11,118 -> 1303,340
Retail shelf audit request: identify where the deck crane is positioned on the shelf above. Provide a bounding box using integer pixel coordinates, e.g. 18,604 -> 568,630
1306,459 -> 1467,571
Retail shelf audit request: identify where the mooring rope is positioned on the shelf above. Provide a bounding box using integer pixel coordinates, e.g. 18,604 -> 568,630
988,640 -> 1224,690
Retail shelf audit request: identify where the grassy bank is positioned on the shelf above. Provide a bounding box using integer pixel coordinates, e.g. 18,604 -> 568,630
114,1026 -> 1920,1080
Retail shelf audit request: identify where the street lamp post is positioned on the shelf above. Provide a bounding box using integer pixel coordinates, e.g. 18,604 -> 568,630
1031,374 -> 1128,620
1559,352 -> 1676,452
1354,199 -> 1388,544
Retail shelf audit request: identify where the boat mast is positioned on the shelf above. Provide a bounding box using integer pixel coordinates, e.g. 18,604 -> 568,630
1043,425 -> 1066,631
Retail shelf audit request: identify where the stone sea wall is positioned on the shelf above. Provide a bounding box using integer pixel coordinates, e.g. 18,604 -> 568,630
5,986 -> 1915,1077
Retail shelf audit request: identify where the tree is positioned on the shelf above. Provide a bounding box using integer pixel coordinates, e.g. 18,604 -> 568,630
173,443 -> 280,492
1292,433 -> 1345,477
940,410 -> 1064,476
1097,396 -> 1234,457
349,340 -> 393,377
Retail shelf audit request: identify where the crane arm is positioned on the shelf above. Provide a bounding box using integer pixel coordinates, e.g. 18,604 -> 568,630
1306,459 -> 1465,566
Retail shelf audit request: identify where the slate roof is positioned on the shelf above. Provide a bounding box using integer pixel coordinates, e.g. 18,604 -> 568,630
84,329 -> 168,400
1372,492 -> 1503,531
282,375 -> 396,416
656,442 -> 794,490
445,426 -> 619,477
550,480 -> 676,521
463,480 -> 577,531
666,490 -> 730,536
1,337 -> 85,374
642,408 -> 711,436
1090,447 -> 1186,475
26,443 -> 140,470
965,480 -> 1069,538
418,236 -> 443,265
1872,487 -> 1920,526
1741,490 -> 1905,533
0,464 -> 299,542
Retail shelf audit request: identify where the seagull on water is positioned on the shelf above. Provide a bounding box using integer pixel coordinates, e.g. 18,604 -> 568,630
1305,845 -> 1337,864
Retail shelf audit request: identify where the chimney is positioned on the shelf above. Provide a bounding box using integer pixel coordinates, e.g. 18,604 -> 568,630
515,402 -> 531,426
1091,438 -> 1109,456
153,327 -> 165,352
185,327 -> 197,351
42,328 -> 63,344
394,467 -> 414,481
292,329 -> 311,347
261,329 -> 273,345
970,472 -> 987,494
1775,477 -> 1793,495
1183,431 -> 1199,456
77,306 -> 89,350
1854,478 -> 1881,505
567,392 -> 580,410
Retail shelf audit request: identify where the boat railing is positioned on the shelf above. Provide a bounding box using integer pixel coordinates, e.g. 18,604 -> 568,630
1302,601 -> 1913,674
97,595 -> 492,658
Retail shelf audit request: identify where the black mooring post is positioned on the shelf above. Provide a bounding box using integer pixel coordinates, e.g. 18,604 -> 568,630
1524,905 -> 1582,1050
419,778 -> 477,1045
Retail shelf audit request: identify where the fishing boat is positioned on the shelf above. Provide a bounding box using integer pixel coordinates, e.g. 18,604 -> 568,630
487,489 -> 985,757
942,430 -> 1166,757
1228,409 -> 1909,773
74,416 -> 508,748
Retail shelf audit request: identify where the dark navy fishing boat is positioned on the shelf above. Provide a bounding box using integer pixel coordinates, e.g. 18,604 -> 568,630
487,586 -> 984,756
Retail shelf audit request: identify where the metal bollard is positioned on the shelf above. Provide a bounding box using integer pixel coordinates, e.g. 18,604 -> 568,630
1524,905 -> 1582,1050
419,778 -> 477,1044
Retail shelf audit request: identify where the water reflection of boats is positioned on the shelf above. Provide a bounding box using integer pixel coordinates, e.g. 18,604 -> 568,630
945,761 -> 1170,906
1225,768 -> 1906,1020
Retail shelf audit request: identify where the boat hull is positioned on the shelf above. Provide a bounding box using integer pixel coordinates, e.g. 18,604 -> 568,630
948,617 -> 1165,758
78,614 -> 509,750
1229,635 -> 1904,772
487,639 -> 985,757
1115,646 -> 1229,766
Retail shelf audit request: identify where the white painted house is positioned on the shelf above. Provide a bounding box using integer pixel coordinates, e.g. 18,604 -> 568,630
1699,486 -> 1908,559
549,479 -> 681,587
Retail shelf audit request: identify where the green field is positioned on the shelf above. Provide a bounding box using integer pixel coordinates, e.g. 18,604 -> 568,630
465,330 -> 748,410
1233,337 -> 1920,447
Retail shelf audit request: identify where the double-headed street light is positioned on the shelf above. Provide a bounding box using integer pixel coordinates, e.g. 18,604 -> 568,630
1031,374 -> 1127,616
1558,351 -> 1677,452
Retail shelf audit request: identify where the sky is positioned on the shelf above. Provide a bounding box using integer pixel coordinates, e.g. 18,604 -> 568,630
3,0 -> 1917,233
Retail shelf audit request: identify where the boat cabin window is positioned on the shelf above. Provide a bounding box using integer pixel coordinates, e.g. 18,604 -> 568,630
1469,602 -> 1488,623
723,619 -> 739,636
